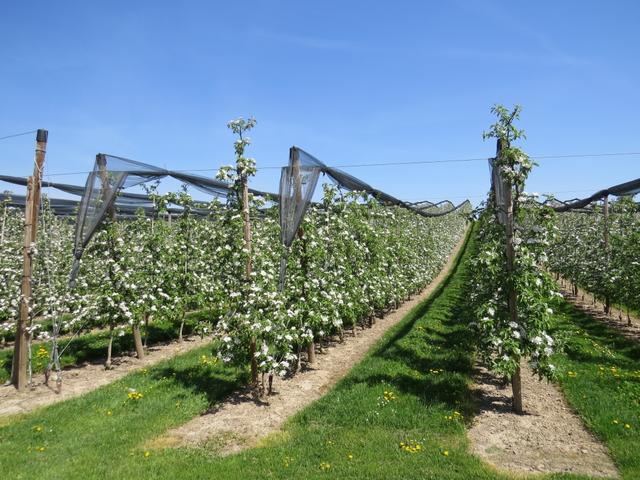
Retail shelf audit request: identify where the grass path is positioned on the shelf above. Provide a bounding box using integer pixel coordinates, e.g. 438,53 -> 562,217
549,297 -> 640,479
1,228 -> 638,479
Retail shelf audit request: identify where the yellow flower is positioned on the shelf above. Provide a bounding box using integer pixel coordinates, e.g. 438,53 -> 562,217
319,461 -> 331,470
624,424 -> 631,429
347,453 -> 354,460
442,450 -> 449,456
127,391 -> 144,401
144,451 -> 150,458
107,410 -> 112,416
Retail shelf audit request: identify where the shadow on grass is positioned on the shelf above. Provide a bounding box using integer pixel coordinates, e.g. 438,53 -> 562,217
340,231 -> 480,417
151,362 -> 249,408
553,299 -> 640,367
0,315 -> 206,383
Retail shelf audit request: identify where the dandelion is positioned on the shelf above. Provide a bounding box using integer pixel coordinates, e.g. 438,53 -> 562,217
144,451 -> 151,458
319,461 -> 331,471
400,440 -> 423,453
127,388 -> 144,401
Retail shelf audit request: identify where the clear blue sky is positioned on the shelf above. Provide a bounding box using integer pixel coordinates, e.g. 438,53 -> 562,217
1,0 -> 639,204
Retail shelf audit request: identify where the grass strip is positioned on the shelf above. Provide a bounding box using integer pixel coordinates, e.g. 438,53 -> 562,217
0,311 -> 209,383
550,297 -> 640,479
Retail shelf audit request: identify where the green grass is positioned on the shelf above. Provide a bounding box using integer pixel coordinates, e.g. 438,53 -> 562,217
549,297 -> 640,479
0,311 -> 209,383
1,229 -> 635,479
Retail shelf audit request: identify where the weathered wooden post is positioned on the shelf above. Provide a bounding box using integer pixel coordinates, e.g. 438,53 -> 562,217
291,149 -> 315,365
98,154 -> 144,360
11,129 -> 47,390
240,158 -> 258,385
494,138 -> 523,414
603,195 -> 611,315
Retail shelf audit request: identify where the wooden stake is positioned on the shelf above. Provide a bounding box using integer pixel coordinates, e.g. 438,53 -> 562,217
240,169 -> 258,384
11,129 -> 47,390
494,139 -> 523,414
291,149 -> 315,364
603,195 -> 611,315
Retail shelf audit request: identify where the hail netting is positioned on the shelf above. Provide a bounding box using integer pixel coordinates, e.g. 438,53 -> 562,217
290,147 -> 470,217
278,148 -> 321,290
67,154 -> 277,288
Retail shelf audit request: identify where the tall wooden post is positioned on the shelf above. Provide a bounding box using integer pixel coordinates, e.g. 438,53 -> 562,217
495,139 -> 523,414
603,195 -> 611,315
11,129 -> 47,390
240,168 -> 257,384
291,149 -> 315,364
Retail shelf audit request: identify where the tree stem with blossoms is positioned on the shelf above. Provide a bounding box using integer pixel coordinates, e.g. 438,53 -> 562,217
216,116 -> 259,384
471,105 -> 559,414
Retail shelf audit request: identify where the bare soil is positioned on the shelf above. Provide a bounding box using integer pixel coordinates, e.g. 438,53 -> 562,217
148,231 -> 469,455
557,278 -> 640,342
468,362 -> 619,478
0,336 -> 210,418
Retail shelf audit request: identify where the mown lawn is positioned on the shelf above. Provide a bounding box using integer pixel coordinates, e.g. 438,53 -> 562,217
1,228 -> 636,479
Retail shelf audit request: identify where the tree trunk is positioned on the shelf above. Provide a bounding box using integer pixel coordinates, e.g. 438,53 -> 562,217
178,314 -> 185,343
307,341 -> 316,364
105,327 -> 114,369
295,347 -> 302,372
250,338 -> 258,384
512,365 -> 523,414
133,324 -> 145,359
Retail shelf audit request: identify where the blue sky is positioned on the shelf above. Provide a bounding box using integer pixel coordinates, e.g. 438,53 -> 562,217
1,0 -> 639,204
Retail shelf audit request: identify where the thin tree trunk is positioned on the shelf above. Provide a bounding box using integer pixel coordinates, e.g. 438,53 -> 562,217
133,324 -> 144,359
512,366 -> 523,413
250,338 -> 258,384
307,341 -> 316,364
178,316 -> 185,343
105,327 -> 114,369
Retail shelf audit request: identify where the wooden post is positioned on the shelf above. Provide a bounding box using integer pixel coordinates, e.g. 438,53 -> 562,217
97,154 -> 144,360
96,155 -> 115,369
603,195 -> 611,315
240,166 -> 258,384
11,129 -> 47,390
291,149 -> 315,364
495,139 -> 523,414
